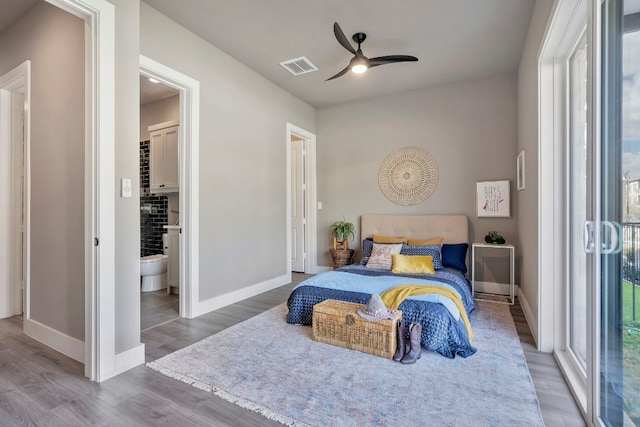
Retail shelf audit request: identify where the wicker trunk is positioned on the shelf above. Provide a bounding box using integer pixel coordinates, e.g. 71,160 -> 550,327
312,299 -> 401,359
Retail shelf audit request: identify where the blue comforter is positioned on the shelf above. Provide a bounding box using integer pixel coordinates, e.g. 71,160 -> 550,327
286,265 -> 477,358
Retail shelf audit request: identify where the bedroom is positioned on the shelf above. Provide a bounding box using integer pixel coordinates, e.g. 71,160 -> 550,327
0,0 -> 636,425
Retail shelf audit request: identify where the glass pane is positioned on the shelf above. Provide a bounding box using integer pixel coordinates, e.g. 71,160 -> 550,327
622,11 -> 640,426
569,33 -> 589,371
601,0 -> 632,425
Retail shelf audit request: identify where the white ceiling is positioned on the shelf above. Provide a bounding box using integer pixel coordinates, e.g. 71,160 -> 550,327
140,75 -> 178,105
142,0 -> 536,107
1,0 -> 536,108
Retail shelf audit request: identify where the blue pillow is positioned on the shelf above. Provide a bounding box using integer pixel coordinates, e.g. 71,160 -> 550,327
360,238 -> 374,265
400,244 -> 443,270
441,243 -> 468,273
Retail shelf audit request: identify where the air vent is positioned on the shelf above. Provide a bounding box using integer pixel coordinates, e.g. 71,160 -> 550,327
280,56 -> 318,76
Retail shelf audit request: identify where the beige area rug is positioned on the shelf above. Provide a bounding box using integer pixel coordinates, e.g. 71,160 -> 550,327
147,301 -> 544,426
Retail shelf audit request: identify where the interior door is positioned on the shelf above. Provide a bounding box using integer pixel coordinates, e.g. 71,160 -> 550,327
291,138 -> 305,272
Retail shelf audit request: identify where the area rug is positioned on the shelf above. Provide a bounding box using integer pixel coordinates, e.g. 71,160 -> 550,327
146,301 -> 544,426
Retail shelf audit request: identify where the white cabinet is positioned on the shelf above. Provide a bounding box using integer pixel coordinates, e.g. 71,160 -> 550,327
164,226 -> 180,294
149,120 -> 179,194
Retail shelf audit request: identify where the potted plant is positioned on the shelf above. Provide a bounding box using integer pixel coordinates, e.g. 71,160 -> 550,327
330,218 -> 356,243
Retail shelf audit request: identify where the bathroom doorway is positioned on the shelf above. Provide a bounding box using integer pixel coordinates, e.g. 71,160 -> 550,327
139,55 -> 201,325
139,74 -> 180,330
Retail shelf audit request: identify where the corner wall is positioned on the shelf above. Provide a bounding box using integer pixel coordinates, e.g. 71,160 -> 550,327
517,0 -> 556,343
140,3 -> 316,302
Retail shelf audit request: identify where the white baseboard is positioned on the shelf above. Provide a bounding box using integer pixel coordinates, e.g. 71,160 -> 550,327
107,343 -> 145,380
316,266 -> 332,273
518,291 -> 539,349
474,280 -> 519,296
24,318 -> 84,362
191,273 -> 290,318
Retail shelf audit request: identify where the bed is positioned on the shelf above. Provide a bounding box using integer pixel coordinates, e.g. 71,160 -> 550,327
286,214 -> 476,358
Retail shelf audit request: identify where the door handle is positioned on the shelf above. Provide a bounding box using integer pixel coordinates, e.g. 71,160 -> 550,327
601,221 -> 622,254
584,221 -> 595,253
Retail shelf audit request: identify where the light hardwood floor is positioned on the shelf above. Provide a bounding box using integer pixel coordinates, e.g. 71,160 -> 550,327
0,273 -> 586,426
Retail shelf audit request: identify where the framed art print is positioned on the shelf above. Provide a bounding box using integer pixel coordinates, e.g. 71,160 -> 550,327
476,180 -> 510,217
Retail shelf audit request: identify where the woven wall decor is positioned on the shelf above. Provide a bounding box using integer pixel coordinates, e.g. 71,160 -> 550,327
378,147 -> 438,206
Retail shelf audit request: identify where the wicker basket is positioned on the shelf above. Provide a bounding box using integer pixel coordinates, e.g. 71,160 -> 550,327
329,249 -> 354,269
312,299 -> 401,359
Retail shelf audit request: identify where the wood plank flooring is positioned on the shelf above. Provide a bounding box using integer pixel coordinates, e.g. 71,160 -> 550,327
0,273 -> 587,426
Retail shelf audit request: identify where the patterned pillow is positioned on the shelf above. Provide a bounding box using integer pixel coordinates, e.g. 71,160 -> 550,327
365,243 -> 403,270
400,244 -> 443,269
360,238 -> 374,265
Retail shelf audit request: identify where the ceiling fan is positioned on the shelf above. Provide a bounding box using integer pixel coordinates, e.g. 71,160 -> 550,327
326,22 -> 418,81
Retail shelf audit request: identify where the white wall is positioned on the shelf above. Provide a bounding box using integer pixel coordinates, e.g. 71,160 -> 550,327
140,94 -> 179,141
140,3 -> 316,301
316,74 -> 519,282
0,2 -> 85,340
517,0 -> 556,332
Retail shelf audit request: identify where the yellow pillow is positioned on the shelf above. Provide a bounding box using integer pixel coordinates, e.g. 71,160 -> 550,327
391,254 -> 436,275
406,237 -> 444,246
373,234 -> 408,244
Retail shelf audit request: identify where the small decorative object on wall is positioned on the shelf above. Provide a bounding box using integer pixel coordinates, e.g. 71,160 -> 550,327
517,151 -> 525,191
378,146 -> 438,206
484,231 -> 506,244
476,180 -> 510,217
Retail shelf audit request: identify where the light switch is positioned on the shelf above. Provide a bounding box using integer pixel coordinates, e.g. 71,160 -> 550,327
317,202 -> 323,210
121,178 -> 132,198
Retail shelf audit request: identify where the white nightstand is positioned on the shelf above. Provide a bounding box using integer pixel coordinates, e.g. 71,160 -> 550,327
471,243 -> 515,305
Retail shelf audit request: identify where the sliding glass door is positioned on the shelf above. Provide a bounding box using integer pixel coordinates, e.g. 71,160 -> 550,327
601,0 -> 639,425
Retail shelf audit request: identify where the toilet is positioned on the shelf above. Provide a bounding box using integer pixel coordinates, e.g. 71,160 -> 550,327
140,254 -> 168,292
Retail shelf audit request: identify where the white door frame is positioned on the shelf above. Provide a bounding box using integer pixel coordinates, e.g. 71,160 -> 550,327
286,123 -> 317,275
0,62 -> 30,320
140,55 -> 200,319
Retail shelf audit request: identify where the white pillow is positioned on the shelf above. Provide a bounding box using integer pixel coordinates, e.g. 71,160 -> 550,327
365,243 -> 403,270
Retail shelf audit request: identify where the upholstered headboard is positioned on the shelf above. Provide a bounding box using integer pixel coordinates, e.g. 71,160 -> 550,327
360,214 -> 469,245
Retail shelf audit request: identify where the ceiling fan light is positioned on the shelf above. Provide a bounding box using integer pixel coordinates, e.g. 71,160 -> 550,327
351,63 -> 368,74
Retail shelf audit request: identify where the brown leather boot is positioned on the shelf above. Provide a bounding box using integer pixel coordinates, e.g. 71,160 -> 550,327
401,323 -> 422,364
393,320 -> 407,361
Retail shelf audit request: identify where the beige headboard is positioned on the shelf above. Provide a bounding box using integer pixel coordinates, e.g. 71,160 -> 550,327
360,214 -> 469,245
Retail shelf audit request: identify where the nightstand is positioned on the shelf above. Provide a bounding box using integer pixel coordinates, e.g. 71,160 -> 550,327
471,243 -> 515,305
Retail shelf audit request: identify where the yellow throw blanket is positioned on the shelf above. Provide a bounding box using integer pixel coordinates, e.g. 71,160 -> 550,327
380,285 -> 473,340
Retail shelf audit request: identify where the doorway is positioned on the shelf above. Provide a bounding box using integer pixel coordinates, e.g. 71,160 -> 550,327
140,55 -> 200,320
139,75 -> 180,330
0,62 -> 28,321
287,123 -> 317,275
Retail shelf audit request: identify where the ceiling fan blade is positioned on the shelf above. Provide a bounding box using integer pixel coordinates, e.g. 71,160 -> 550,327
325,65 -> 351,81
368,55 -> 419,68
333,22 -> 356,55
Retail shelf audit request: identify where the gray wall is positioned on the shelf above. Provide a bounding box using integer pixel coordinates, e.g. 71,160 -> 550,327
0,2 -> 85,340
316,73 -> 519,283
140,3 -> 316,301
517,0 -> 555,323
110,0 -> 141,354
140,94 -> 179,141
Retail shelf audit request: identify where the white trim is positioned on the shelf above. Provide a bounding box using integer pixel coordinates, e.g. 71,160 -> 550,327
24,318 -> 85,362
286,123 -> 318,275
518,290 -> 539,347
112,343 -> 145,377
139,55 -> 200,319
191,274 -> 290,318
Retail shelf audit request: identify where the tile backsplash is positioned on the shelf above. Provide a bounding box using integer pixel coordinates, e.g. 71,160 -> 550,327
140,140 -> 167,257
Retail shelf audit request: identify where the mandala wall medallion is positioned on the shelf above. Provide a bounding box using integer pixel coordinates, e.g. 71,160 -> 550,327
378,147 -> 438,206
